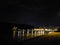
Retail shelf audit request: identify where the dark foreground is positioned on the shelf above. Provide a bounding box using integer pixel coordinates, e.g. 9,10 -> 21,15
9,34 -> 60,45
1,34 -> 60,45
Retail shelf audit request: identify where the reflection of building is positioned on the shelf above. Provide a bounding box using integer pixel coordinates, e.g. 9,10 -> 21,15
12,26 -> 17,38
12,26 -> 58,38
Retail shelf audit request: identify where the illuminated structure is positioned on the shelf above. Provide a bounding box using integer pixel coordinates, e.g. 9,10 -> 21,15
12,26 -> 17,38
33,27 -> 58,35
12,26 -> 58,38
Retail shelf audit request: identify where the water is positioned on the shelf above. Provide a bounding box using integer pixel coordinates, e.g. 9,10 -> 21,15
12,32 -> 45,43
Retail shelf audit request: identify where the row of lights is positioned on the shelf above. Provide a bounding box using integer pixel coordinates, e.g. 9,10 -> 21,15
34,28 -> 57,31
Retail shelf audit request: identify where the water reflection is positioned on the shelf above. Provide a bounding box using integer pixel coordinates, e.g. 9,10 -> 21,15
12,28 -> 58,41
13,31 -> 16,38
13,30 -> 45,41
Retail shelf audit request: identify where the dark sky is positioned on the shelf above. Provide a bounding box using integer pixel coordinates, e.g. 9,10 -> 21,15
0,0 -> 60,26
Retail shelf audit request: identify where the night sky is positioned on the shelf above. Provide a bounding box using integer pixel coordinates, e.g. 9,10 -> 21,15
0,0 -> 60,26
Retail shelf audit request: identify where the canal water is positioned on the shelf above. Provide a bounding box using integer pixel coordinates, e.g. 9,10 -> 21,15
12,32 -> 45,43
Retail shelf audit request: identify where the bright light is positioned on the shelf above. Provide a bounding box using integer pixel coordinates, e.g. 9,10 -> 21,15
45,29 -> 48,31
49,32 -> 52,34
34,29 -> 44,30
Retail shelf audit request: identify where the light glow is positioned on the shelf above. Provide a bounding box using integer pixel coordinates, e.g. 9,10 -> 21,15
34,29 -> 44,30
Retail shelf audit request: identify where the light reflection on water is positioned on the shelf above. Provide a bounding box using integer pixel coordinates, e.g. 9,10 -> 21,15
13,32 -> 44,41
12,26 -> 58,41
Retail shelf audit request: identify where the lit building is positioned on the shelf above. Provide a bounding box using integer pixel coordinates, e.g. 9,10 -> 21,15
33,27 -> 58,35
12,26 -> 58,39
